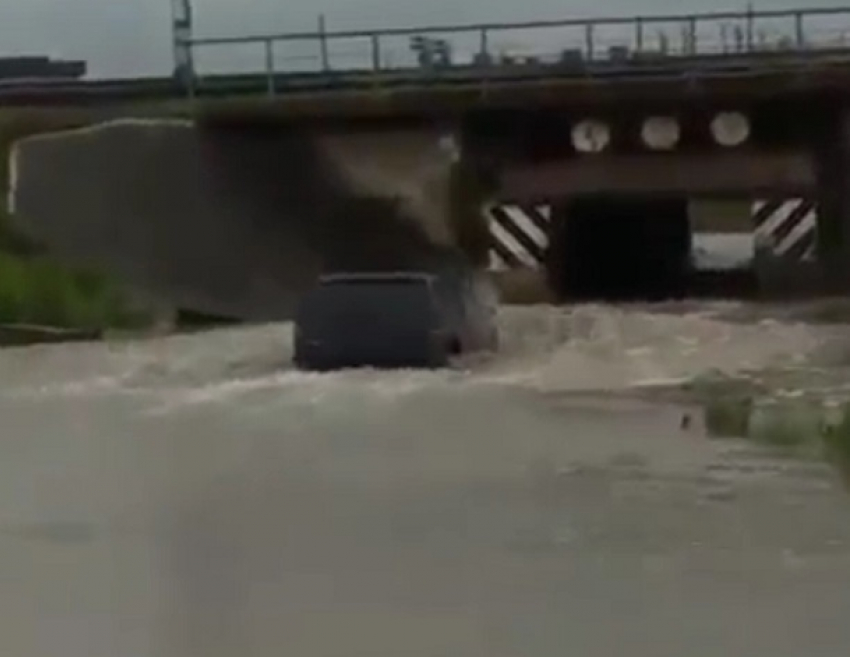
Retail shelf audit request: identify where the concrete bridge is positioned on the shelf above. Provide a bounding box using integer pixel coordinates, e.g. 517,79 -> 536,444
9,5 -> 850,318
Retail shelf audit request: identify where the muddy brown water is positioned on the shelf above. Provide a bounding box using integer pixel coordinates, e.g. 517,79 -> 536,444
2,301 -> 850,656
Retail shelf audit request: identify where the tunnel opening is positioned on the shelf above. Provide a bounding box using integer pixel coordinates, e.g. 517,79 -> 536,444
549,195 -> 692,302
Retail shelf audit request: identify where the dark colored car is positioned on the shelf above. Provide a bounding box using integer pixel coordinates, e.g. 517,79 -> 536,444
293,270 -> 498,371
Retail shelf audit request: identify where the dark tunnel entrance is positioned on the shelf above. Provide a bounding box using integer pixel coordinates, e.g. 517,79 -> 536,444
549,195 -> 692,302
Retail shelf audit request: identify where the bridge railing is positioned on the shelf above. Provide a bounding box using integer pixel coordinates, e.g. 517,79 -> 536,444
179,6 -> 850,95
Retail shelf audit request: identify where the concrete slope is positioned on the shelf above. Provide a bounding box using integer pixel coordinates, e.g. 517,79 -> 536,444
8,119 -> 457,321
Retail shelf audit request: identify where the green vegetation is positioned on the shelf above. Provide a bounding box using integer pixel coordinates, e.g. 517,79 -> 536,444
0,109 -> 156,339
821,406 -> 850,485
701,384 -> 850,485
0,253 -> 149,330
748,400 -> 821,449
704,394 -> 823,446
703,394 -> 753,438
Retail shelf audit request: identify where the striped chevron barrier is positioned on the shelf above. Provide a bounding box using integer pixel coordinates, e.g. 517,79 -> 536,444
486,198 -> 819,271
752,198 -> 817,262
485,204 -> 551,271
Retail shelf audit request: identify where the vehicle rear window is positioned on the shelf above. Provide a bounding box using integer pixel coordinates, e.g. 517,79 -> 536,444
319,276 -> 430,288
299,278 -> 439,331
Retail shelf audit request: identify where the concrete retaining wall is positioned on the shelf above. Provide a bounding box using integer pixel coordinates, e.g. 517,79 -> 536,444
9,119 -> 457,321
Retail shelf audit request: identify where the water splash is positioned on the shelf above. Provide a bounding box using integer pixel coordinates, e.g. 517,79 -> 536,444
3,301 -> 846,413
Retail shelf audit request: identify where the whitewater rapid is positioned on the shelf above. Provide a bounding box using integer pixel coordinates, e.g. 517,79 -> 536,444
0,301 -> 845,409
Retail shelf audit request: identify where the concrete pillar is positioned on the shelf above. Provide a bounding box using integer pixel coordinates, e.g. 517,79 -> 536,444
815,106 -> 850,296
9,119 -> 456,321
446,156 -> 496,267
751,209 -> 821,299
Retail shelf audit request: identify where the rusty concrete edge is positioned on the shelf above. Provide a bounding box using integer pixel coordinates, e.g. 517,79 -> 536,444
10,117 -> 194,146
184,66 -> 850,122
6,117 -> 195,216
499,151 -> 817,200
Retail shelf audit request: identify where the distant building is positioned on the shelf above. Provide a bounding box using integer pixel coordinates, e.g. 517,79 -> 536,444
0,56 -> 86,81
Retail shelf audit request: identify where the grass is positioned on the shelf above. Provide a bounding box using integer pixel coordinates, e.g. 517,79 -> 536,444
0,109 -> 158,336
704,395 -> 753,438
0,253 -> 150,331
704,394 -> 824,445
701,390 -> 850,487
747,401 -> 817,448
821,404 -> 850,486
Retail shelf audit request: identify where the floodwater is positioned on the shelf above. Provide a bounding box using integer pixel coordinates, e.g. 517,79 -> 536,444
2,301 -> 850,656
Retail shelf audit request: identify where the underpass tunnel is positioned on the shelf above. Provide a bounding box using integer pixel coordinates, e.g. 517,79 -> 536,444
548,195 -> 692,302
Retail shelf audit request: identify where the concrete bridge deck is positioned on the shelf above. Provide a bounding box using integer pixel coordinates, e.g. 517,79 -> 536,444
5,6 -> 850,114
9,5 -> 850,319
5,56 -> 850,116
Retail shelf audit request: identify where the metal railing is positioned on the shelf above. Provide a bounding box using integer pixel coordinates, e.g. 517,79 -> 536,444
175,6 -> 850,96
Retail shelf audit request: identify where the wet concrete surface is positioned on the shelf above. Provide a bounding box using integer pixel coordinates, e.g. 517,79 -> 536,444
9,120 -> 455,322
1,304 -> 849,656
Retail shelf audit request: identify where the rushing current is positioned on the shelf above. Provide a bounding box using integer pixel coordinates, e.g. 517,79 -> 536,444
3,301 -> 850,657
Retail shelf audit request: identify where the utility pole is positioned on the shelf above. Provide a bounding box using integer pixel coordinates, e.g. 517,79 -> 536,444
318,14 -> 330,72
745,1 -> 755,51
171,0 -> 195,87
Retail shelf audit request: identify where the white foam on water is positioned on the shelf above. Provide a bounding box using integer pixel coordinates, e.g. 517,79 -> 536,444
480,304 -> 825,394
0,302 -> 842,411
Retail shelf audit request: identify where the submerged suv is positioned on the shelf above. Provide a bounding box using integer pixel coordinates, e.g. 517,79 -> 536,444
293,269 -> 498,370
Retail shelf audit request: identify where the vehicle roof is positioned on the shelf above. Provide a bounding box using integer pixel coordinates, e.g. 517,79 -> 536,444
317,271 -> 437,284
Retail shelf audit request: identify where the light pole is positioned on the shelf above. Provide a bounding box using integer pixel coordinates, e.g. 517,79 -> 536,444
171,0 -> 195,89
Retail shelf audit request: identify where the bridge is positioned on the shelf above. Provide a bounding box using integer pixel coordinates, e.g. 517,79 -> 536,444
8,4 -> 850,318
2,5 -> 850,103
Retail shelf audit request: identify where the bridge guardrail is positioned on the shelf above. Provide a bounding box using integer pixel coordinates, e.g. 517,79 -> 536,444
179,6 -> 850,97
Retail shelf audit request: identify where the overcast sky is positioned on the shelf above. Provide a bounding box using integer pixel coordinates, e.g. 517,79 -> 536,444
0,0 -> 846,78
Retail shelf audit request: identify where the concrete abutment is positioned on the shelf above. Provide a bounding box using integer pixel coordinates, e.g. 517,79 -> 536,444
9,119 -> 460,321
813,108 -> 850,297
8,108 -> 850,316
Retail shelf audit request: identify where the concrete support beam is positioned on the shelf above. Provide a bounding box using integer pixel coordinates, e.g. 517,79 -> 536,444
8,120 -> 458,321
499,151 -> 816,201
446,158 -> 496,268
815,108 -> 850,296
